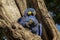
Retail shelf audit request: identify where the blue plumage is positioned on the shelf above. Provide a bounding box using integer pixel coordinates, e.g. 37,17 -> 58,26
18,8 -> 42,36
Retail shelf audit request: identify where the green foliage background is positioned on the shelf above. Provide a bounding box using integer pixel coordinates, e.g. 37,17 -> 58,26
44,0 -> 60,24
0,29 -> 4,40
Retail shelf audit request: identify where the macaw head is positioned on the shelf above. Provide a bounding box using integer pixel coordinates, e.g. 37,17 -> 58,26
24,8 -> 36,17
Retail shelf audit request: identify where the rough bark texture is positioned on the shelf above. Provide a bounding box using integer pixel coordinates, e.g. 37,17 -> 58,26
0,0 -> 60,40
0,0 -> 41,40
37,0 -> 60,40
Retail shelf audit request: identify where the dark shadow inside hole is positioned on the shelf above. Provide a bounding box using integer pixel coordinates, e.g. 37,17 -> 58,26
12,25 -> 16,29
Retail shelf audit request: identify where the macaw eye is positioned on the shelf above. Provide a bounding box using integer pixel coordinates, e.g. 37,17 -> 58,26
29,19 -> 33,23
28,11 -> 32,14
27,11 -> 33,16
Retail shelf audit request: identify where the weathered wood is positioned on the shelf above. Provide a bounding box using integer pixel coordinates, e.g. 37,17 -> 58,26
0,0 -> 21,23
37,0 -> 60,40
0,0 -> 60,40
0,0 -> 42,40
15,0 -> 27,16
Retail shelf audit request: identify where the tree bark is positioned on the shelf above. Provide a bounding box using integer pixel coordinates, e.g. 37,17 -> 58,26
37,0 -> 60,40
0,0 -> 41,40
0,0 -> 60,40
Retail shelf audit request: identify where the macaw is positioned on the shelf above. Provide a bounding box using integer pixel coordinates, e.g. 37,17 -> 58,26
18,8 -> 42,36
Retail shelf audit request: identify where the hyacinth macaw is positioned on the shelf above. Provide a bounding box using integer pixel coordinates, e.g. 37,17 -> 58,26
18,8 -> 42,36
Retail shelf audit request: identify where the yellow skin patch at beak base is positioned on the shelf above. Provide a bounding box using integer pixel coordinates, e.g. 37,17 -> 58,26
28,11 -> 32,15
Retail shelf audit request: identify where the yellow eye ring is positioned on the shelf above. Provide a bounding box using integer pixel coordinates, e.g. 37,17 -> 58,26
28,11 -> 32,15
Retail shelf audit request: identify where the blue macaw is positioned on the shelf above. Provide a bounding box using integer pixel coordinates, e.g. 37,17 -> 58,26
18,8 -> 42,36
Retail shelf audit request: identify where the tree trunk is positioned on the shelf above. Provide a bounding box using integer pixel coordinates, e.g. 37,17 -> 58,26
37,0 -> 60,40
0,0 -> 41,40
0,0 -> 60,40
